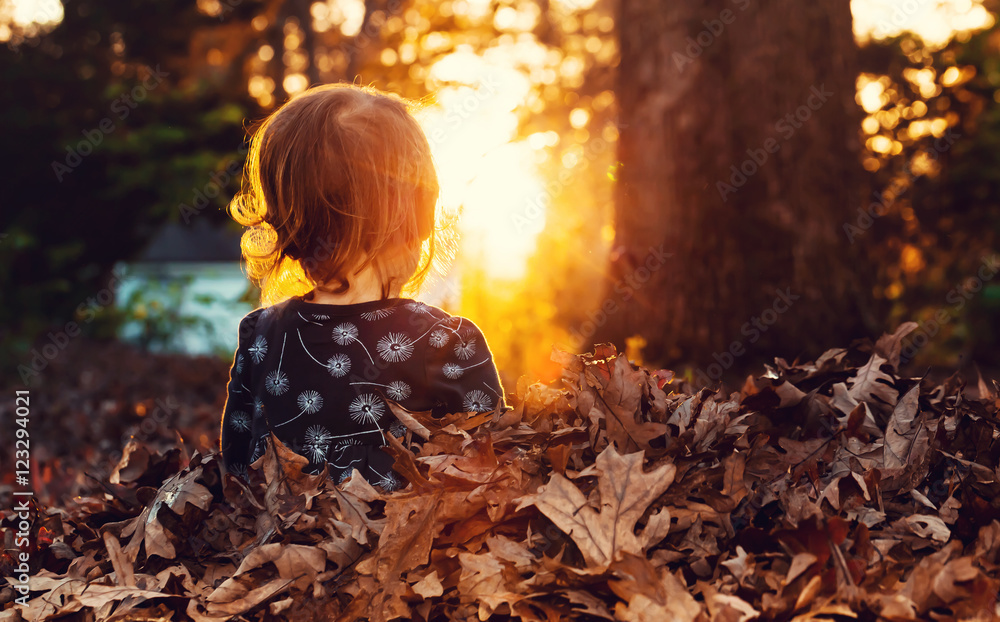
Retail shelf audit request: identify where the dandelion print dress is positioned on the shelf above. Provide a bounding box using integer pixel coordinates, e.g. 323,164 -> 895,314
220,296 -> 505,490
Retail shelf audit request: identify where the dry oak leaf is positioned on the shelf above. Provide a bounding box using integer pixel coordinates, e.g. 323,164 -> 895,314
410,570 -> 444,599
354,491 -> 443,622
517,446 -> 676,568
187,576 -> 294,622
457,551 -> 525,619
584,354 -> 666,453
610,555 -> 703,622
68,584 -> 175,611
231,542 -> 327,591
883,384 -> 927,470
699,581 -> 760,622
564,589 -> 616,620
120,466 -> 213,561
848,354 -> 898,407
874,321 -> 919,370
331,468 -> 385,546
902,514 -> 950,543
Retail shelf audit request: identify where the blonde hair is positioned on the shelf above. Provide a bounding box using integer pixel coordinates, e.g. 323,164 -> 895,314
230,83 -> 447,305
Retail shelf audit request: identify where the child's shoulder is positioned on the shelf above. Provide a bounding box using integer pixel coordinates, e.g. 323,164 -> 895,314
236,297 -> 488,339
236,299 -> 295,334
400,300 -> 482,329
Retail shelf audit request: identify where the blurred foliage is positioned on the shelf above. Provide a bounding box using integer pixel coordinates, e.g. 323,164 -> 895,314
111,274 -> 220,352
856,1 -> 1000,368
2,0 -> 1000,381
0,0 -> 254,374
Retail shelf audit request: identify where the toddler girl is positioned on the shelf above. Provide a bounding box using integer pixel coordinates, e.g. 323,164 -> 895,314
220,84 -> 504,490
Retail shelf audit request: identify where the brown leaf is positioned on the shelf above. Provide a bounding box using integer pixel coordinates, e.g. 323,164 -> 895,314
564,589 -> 616,620
102,532 -> 135,587
457,551 -> 522,617
332,469 -> 384,545
611,555 -> 703,622
232,543 -> 326,591
874,322 -> 919,370
188,577 -> 293,622
883,384 -> 927,470
410,570 -> 443,599
902,514 -> 950,542
519,446 -> 676,568
848,354 -> 898,406
355,491 -> 443,622
121,466 -> 213,561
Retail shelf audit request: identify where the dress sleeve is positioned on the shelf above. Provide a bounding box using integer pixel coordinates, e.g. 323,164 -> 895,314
220,309 -> 262,473
424,317 -> 506,416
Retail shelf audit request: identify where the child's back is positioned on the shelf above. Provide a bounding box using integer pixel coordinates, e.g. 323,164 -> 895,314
219,84 -> 505,488
221,296 -> 502,489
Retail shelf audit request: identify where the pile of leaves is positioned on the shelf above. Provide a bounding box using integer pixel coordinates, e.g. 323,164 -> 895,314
0,338 -> 230,508
5,323 -> 1000,621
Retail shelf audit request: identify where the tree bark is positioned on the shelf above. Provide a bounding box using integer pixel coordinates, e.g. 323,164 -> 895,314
605,0 -> 873,371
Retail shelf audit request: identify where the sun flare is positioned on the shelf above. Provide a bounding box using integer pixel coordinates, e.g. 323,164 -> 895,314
417,51 -> 546,281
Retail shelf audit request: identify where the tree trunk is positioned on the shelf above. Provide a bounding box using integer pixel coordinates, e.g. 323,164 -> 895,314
605,0 -> 873,374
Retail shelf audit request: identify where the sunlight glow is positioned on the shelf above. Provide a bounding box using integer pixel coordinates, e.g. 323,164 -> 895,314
317,0 -> 365,37
852,0 -> 994,46
1,0 -> 60,27
417,49 -> 546,281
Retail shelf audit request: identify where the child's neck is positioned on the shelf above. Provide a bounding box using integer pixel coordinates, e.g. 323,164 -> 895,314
304,266 -> 400,305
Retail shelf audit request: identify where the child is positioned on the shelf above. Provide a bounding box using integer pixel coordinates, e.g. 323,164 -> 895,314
220,84 -> 505,490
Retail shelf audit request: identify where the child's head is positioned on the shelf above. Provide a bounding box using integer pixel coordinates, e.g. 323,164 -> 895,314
231,84 -> 442,303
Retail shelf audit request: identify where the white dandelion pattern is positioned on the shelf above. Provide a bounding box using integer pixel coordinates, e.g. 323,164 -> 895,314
235,354 -> 245,374
230,463 -> 249,481
428,329 -> 450,348
386,381 -> 411,401
337,469 -> 353,484
297,390 -> 323,414
253,397 -> 264,417
264,333 -> 290,395
265,370 -> 289,395
328,322 -> 375,364
303,425 -> 335,462
463,389 -> 493,412
333,323 -> 359,346
377,471 -> 402,491
334,438 -> 364,449
249,335 -> 268,363
325,353 -> 351,377
276,390 -> 324,428
442,358 -> 488,381
389,419 -> 407,437
297,312 -> 323,326
406,301 -> 432,315
454,333 -> 477,360
361,307 -> 394,321
312,314 -> 330,320
229,411 -> 251,432
349,393 -> 386,424
377,332 -> 414,363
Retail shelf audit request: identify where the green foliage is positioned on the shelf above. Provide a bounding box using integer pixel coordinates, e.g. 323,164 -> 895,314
0,0 -> 259,371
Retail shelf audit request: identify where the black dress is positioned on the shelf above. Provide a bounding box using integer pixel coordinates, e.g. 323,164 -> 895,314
219,296 -> 505,490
